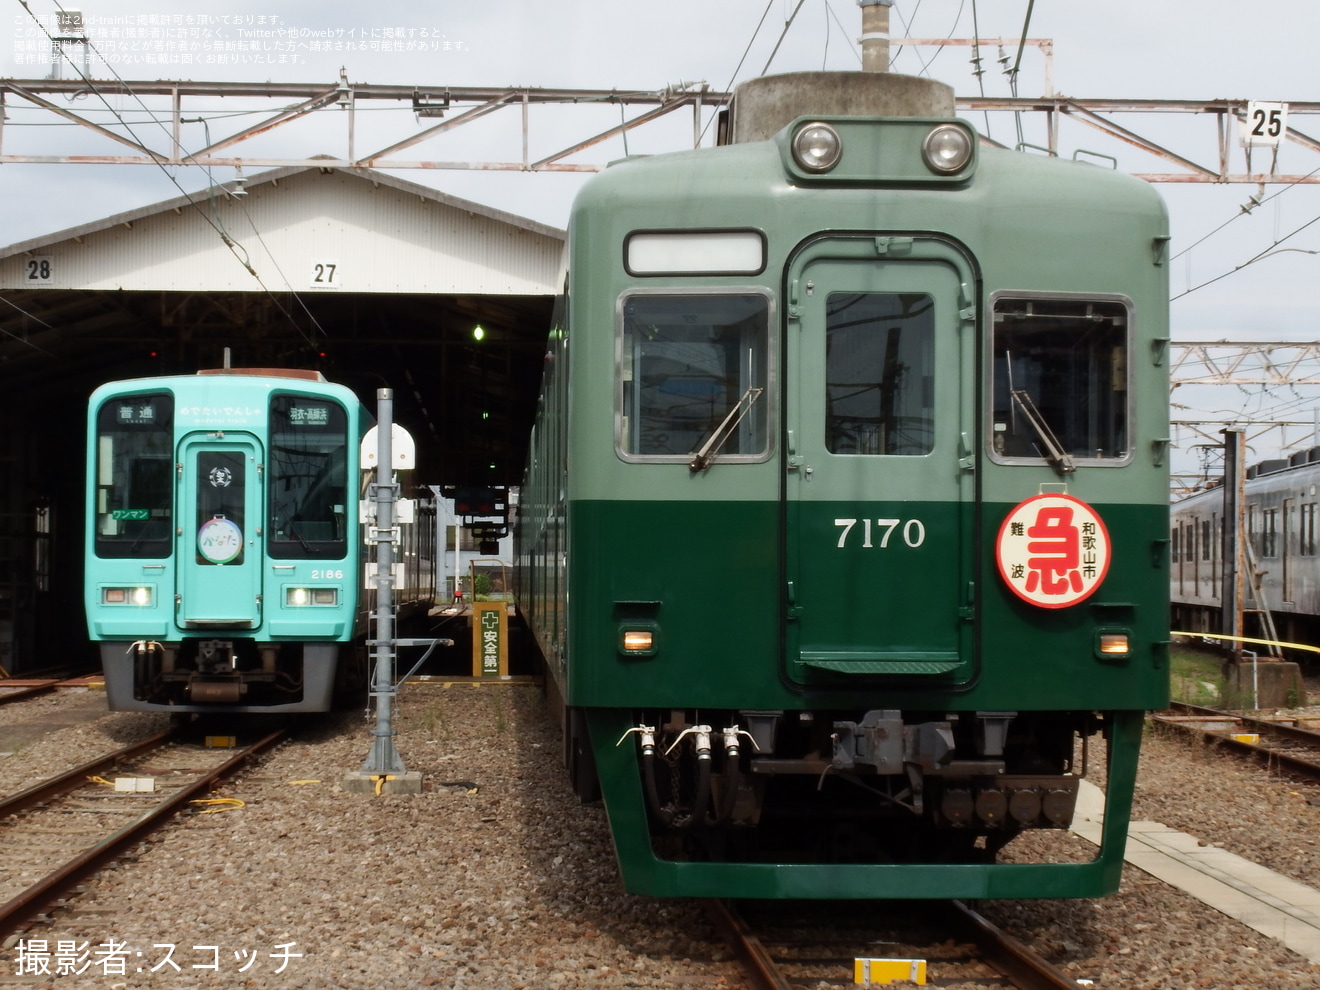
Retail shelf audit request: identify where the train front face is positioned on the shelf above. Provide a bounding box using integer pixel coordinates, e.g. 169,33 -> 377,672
85,374 -> 363,713
564,117 -> 1170,898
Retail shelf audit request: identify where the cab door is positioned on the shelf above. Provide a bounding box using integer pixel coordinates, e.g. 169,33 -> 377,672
177,434 -> 264,629
784,237 -> 976,683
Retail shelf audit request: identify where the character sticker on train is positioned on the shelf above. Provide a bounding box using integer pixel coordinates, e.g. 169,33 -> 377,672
995,494 -> 1111,609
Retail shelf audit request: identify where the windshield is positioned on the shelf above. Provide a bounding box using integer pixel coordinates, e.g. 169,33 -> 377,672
991,298 -> 1130,464
618,292 -> 770,462
267,394 -> 349,558
93,392 -> 174,558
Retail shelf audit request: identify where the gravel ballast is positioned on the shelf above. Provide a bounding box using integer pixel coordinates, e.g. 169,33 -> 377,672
1,684 -> 1318,988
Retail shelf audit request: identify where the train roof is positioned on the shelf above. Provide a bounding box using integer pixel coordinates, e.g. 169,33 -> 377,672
1174,446 -> 1320,507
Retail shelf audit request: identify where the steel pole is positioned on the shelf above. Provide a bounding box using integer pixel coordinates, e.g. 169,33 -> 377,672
1221,427 -> 1245,657
363,388 -> 404,774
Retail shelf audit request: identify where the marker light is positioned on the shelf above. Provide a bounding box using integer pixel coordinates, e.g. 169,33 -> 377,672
922,123 -> 974,175
792,122 -> 842,173
621,630 -> 654,652
102,587 -> 153,606
1099,633 -> 1130,655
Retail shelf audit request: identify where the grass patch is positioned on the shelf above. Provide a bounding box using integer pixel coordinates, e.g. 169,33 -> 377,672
1169,642 -> 1223,705
419,699 -> 451,740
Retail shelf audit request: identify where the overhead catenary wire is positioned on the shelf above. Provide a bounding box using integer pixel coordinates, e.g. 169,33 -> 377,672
759,0 -> 809,77
1172,213 -> 1320,301
822,1 -> 865,69
697,0 -> 776,144
15,0 -> 325,348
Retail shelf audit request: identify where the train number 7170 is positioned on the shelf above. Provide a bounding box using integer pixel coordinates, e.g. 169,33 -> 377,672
834,518 -> 926,549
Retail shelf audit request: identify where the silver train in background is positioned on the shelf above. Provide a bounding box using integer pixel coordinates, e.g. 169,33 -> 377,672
1170,450 -> 1320,647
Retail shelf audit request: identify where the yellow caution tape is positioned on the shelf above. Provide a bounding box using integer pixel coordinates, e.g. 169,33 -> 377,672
1172,630 -> 1320,656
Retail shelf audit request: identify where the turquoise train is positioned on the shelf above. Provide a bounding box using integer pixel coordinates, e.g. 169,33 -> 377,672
85,369 -> 432,713
514,71 -> 1171,899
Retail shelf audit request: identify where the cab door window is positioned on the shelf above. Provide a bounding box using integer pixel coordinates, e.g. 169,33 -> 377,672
825,292 -> 934,455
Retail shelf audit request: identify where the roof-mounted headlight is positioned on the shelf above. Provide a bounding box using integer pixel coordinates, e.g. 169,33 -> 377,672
792,122 -> 842,173
922,123 -> 973,175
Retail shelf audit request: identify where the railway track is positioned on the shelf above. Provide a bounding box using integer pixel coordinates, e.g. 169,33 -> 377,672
0,726 -> 284,936
1154,701 -> 1320,785
708,898 -> 1080,989
0,679 -> 87,705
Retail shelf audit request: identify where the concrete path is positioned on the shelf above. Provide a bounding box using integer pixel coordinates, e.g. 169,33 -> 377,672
1073,781 -> 1320,963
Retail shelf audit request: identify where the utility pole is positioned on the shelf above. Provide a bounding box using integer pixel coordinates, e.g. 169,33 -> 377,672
363,387 -> 404,777
1220,427 -> 1245,656
858,0 -> 894,72
344,388 -> 424,795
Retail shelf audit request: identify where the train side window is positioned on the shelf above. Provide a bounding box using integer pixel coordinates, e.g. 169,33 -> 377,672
1302,503 -> 1318,556
93,392 -> 174,558
617,292 -> 771,461
268,395 -> 350,558
989,297 -> 1130,464
825,292 -> 934,455
1200,519 -> 1212,561
1262,507 -> 1279,558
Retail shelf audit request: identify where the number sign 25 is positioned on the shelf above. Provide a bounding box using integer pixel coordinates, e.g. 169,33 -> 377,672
1243,101 -> 1288,148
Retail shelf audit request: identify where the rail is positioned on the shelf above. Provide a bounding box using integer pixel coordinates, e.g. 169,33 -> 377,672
0,728 -> 285,935
707,897 -> 1080,989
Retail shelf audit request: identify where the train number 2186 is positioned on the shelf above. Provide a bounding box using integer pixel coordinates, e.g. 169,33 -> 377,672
835,518 -> 926,549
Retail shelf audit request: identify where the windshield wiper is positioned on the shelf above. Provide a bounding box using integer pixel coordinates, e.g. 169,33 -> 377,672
689,386 -> 765,473
1009,388 -> 1075,476
288,521 -> 323,554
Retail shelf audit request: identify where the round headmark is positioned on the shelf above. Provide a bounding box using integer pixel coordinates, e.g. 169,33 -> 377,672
198,515 -> 243,564
995,494 -> 1111,609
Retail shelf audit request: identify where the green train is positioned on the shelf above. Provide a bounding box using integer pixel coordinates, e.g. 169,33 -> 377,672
514,70 -> 1170,899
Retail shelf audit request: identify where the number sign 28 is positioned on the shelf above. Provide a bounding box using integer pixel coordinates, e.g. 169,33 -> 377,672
25,256 -> 53,283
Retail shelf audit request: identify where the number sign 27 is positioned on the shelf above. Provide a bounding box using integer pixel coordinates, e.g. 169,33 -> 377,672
310,260 -> 341,289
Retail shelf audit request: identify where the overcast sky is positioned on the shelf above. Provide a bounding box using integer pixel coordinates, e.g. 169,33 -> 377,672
5,0 -> 1320,474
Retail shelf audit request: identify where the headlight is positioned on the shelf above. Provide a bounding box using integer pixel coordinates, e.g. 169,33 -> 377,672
792,122 -> 842,173
287,588 -> 338,607
102,587 -> 152,606
922,123 -> 974,175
